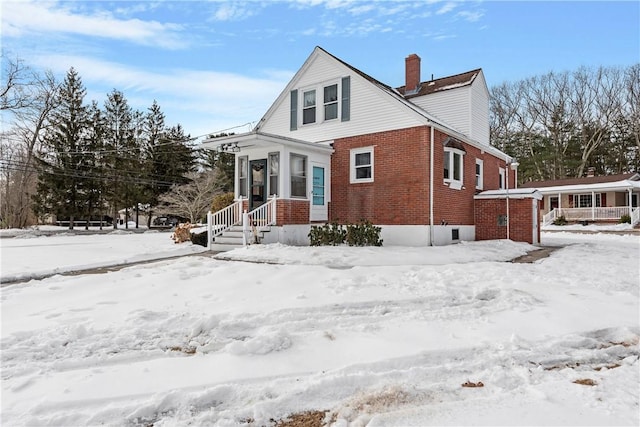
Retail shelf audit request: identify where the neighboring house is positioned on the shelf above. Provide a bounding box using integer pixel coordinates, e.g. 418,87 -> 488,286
202,46 -> 527,249
520,171 -> 640,226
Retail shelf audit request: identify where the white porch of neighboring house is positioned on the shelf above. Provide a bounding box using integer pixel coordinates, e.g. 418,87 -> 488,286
537,179 -> 640,226
201,131 -> 333,250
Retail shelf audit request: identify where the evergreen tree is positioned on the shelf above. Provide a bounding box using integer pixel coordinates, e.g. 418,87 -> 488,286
83,101 -> 108,228
33,67 -> 89,229
103,89 -> 139,228
200,132 -> 235,193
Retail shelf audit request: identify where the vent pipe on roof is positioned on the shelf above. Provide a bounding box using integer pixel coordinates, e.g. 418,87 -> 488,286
405,53 -> 421,94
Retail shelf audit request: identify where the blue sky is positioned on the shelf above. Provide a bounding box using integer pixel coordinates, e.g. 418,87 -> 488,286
3,0 -> 639,141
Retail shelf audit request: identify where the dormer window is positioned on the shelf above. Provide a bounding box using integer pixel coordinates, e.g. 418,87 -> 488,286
324,84 -> 338,120
302,90 -> 316,124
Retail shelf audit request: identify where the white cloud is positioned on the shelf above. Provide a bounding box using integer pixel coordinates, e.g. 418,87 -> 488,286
457,10 -> 484,22
211,2 -> 259,21
436,2 -> 457,15
1,0 -> 186,49
32,54 -> 292,138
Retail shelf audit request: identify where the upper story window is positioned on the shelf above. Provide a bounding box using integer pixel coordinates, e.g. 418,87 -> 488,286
324,84 -> 338,120
475,159 -> 483,190
350,146 -> 374,183
290,76 -> 350,130
302,90 -> 316,125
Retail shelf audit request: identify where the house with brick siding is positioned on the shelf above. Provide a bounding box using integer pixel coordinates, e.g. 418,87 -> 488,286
202,46 -> 528,249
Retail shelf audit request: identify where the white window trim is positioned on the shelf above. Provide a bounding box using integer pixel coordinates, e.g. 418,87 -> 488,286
499,167 -> 506,189
299,80 -> 341,126
475,159 -> 484,190
350,146 -> 374,184
444,147 -> 465,190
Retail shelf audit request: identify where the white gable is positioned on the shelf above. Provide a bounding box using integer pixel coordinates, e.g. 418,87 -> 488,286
257,48 -> 427,142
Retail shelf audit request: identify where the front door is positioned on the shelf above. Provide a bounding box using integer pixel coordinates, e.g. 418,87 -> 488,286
250,159 -> 267,211
310,164 -> 328,221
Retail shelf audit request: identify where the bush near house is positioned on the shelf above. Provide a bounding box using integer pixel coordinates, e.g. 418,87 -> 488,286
619,214 -> 631,224
309,220 -> 382,247
553,215 -> 568,226
191,230 -> 208,247
211,192 -> 235,213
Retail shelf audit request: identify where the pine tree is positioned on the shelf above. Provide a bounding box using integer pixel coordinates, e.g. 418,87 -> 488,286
33,67 -> 89,229
103,89 -> 140,228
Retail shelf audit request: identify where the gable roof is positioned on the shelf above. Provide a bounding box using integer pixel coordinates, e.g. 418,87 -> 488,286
253,46 -> 511,162
396,69 -> 482,99
520,173 -> 640,189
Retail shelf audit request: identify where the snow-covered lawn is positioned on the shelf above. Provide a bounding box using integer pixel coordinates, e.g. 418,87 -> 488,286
1,230 -> 638,426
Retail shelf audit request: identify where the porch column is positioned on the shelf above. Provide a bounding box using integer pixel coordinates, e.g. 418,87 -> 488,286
558,192 -> 562,214
629,188 -> 633,217
591,191 -> 595,220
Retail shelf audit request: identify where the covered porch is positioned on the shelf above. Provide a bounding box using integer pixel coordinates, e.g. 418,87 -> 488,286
539,182 -> 640,226
200,131 -> 333,249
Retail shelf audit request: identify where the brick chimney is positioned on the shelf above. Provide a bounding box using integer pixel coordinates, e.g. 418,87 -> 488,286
587,167 -> 596,177
405,53 -> 421,94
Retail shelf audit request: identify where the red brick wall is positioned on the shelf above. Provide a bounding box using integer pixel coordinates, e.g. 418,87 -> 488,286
331,127 -> 430,224
330,126 -> 512,227
475,197 -> 539,244
276,199 -> 309,225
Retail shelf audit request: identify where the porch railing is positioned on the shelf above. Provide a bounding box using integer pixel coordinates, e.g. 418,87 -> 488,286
546,206 -> 635,224
206,198 -> 244,248
542,209 -> 558,226
248,196 -> 277,230
244,196 -> 277,245
632,207 -> 640,226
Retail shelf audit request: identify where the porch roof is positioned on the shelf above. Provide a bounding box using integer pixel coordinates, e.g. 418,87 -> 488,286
199,130 -> 334,154
524,179 -> 640,195
474,188 -> 542,200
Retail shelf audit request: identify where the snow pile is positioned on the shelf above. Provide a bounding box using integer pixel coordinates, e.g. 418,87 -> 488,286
1,232 -> 638,426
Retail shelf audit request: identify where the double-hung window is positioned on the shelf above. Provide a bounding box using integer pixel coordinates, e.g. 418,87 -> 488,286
444,147 -> 464,189
290,154 -> 307,198
475,159 -> 483,190
238,156 -> 248,198
268,152 -> 279,196
498,167 -> 506,189
350,147 -> 374,183
324,84 -> 338,120
302,90 -> 316,125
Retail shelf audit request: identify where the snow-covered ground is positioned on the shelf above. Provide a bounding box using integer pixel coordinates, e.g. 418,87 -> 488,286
1,229 -> 638,426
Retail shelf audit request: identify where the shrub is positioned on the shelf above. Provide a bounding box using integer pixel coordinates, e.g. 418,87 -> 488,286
553,215 -> 567,226
309,220 -> 382,247
211,192 -> 235,213
191,230 -> 208,247
619,214 -> 631,224
345,220 -> 383,246
309,221 -> 346,246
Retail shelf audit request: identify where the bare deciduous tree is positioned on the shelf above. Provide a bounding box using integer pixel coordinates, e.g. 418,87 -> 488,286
156,170 -> 222,224
0,56 -> 59,228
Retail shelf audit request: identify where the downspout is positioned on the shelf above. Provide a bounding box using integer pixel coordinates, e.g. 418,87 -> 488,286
429,125 -> 435,246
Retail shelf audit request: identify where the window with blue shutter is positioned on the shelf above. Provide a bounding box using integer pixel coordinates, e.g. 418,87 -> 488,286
341,76 -> 350,122
290,89 -> 298,131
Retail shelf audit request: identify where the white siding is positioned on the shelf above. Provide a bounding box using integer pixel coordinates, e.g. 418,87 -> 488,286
259,51 -> 425,142
411,87 -> 471,137
470,72 -> 490,145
